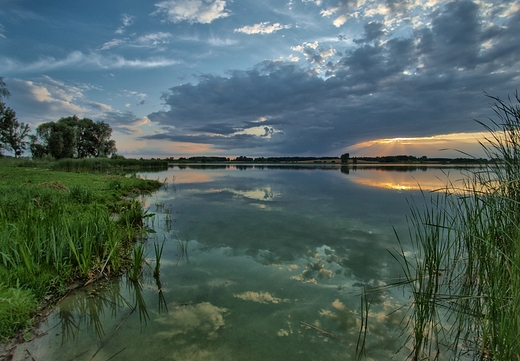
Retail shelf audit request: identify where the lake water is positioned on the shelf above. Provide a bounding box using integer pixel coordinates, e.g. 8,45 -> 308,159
13,165 -> 472,361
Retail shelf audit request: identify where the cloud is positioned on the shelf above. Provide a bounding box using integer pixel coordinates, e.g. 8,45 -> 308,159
206,36 -> 238,46
234,22 -> 291,35
291,41 -> 336,66
123,90 -> 147,106
4,77 -> 148,154
135,32 -> 173,47
86,101 -> 113,112
100,39 -> 124,51
101,32 -> 174,51
6,77 -> 89,123
156,302 -> 228,338
354,21 -> 386,44
1,51 -> 179,72
115,13 -> 134,34
333,14 -> 347,27
234,291 -> 290,304
144,2 -> 520,157
153,0 -> 230,24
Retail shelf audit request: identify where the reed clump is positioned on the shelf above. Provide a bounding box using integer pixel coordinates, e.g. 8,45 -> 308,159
393,92 -> 520,360
0,163 -> 162,340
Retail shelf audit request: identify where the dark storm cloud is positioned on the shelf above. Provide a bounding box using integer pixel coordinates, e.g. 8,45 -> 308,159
479,10 -> 520,67
354,22 -> 385,44
145,1 -> 520,156
428,0 -> 482,69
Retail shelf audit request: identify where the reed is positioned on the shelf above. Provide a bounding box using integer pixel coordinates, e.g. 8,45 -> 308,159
355,288 -> 370,361
153,240 -> 165,278
392,92 -> 520,360
51,157 -> 168,172
128,243 -> 147,282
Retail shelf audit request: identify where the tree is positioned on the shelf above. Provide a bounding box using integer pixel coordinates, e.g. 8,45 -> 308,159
30,115 -> 117,159
0,77 -> 31,157
0,104 -> 31,157
340,153 -> 350,163
31,121 -> 76,159
0,77 -> 10,101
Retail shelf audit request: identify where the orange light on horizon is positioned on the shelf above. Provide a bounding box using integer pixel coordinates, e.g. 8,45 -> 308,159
346,132 -> 490,158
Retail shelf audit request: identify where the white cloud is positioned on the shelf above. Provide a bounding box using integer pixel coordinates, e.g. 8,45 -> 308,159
135,32 -> 172,46
364,3 -> 391,17
291,41 -> 319,52
100,39 -> 124,50
156,302 -> 228,338
234,291 -> 290,304
101,32 -> 173,51
320,7 -> 338,17
153,0 -> 230,24
333,15 -> 348,27
115,14 -> 134,34
234,22 -> 291,35
86,101 -> 113,112
232,125 -> 282,139
207,36 -> 238,46
133,116 -> 151,127
8,77 -> 89,121
1,51 -> 179,72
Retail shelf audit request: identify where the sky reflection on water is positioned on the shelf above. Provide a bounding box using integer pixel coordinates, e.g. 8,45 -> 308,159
12,165 -> 474,361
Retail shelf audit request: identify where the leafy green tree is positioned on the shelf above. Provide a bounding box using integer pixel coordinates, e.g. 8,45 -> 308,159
0,77 -> 31,157
30,115 -> 117,159
0,104 -> 31,157
340,153 -> 350,163
31,121 -> 76,159
0,77 -> 9,101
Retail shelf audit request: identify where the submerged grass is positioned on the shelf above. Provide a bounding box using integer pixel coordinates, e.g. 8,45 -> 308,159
0,161 -> 162,340
388,92 -> 520,360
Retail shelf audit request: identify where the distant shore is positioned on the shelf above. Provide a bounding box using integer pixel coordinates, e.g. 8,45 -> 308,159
162,155 -> 489,166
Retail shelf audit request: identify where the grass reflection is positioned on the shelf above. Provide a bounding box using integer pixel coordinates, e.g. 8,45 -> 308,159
54,275 -> 167,346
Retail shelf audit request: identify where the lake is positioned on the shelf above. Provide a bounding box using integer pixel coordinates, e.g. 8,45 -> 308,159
12,165 -> 472,361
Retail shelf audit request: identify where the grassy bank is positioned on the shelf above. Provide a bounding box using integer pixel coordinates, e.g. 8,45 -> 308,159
0,160 -> 163,340
392,93 -> 520,360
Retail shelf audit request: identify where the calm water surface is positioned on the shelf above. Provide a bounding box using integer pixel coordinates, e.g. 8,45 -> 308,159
14,165 -> 472,361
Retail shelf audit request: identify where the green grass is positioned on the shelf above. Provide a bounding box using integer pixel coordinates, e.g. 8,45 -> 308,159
0,159 -> 162,340
50,157 -> 168,172
0,285 -> 36,339
390,92 -> 520,360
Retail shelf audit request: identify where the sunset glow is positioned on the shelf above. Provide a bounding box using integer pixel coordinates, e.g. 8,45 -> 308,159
346,132 -> 490,158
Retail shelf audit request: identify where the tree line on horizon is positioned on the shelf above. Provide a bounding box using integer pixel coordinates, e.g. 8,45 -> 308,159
170,153 -> 488,164
0,77 -> 117,160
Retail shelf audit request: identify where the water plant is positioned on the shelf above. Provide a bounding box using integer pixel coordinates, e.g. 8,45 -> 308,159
128,242 -> 147,282
355,289 -> 370,361
392,92 -> 520,360
153,239 -> 165,278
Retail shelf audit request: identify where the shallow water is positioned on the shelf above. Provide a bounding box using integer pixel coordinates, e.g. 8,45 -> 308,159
14,165 -> 472,361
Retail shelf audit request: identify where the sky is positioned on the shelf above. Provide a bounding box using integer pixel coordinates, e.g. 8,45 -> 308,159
1,0 -> 519,159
